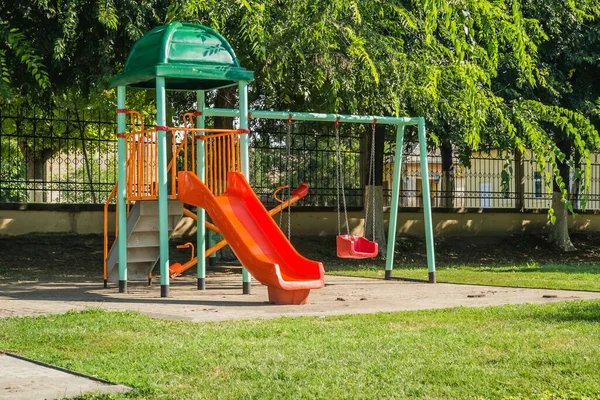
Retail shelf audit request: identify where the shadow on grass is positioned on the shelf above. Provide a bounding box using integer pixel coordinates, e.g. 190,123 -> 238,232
506,263 -> 600,274
521,300 -> 600,323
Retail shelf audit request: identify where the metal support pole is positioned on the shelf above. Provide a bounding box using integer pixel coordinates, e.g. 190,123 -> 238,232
196,90 -> 206,290
238,81 -> 251,294
385,125 -> 405,279
208,230 -> 217,266
418,118 -> 436,282
156,77 -> 170,297
117,86 -> 127,293
203,108 -> 418,126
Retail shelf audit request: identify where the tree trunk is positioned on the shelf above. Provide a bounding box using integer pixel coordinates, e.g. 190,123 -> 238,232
439,141 -> 454,208
548,191 -> 575,251
548,139 -> 576,251
514,149 -> 525,211
73,106 -> 96,204
570,148 -> 581,209
213,87 -> 237,130
18,140 -> 52,203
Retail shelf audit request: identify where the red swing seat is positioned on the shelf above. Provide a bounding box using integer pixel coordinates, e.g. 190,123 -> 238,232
336,235 -> 378,259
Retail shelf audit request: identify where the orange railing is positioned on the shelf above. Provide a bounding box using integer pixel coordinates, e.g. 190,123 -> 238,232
203,131 -> 242,196
103,110 -> 245,281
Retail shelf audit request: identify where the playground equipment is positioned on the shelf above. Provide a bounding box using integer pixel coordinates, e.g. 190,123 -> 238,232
104,22 -> 436,304
335,118 -> 379,258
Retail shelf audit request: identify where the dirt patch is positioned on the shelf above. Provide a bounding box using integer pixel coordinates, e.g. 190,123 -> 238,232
293,232 -> 600,269
1,232 -> 599,283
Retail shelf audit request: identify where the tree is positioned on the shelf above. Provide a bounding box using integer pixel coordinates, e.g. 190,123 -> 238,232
504,0 -> 600,250
2,0 -> 599,254
0,1 -> 166,202
169,0 -> 582,252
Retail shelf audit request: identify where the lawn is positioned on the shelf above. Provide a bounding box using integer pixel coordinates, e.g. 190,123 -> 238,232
327,262 -> 600,292
1,301 -> 600,399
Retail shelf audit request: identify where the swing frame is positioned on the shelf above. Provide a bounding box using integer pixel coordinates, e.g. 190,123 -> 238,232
199,108 -> 436,283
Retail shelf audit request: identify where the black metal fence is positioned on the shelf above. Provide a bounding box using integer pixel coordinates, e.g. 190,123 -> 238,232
2,105 -> 599,210
0,105 -> 118,204
248,120 -> 364,209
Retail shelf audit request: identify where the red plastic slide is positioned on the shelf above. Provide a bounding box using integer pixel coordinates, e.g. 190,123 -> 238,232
177,171 -> 325,305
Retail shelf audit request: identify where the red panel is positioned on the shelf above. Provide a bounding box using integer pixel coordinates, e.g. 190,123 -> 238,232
336,235 -> 378,259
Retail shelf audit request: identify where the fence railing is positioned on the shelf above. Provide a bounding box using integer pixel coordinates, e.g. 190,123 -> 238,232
2,106 -> 599,211
0,105 -> 118,204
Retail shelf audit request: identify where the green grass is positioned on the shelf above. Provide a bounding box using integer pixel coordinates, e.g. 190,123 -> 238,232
2,302 -> 600,399
327,262 -> 600,292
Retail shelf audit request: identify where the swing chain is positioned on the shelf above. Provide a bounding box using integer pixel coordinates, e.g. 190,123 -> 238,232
335,117 -> 350,237
286,115 -> 292,240
364,120 -> 377,241
279,115 -> 293,239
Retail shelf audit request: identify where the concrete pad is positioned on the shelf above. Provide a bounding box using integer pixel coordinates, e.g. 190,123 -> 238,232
0,353 -> 128,400
1,273 -> 599,322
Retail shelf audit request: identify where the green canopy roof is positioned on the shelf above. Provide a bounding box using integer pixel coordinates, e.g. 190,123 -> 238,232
110,22 -> 254,90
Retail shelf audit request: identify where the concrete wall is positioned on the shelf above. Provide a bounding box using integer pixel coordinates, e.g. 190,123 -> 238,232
1,206 -> 599,237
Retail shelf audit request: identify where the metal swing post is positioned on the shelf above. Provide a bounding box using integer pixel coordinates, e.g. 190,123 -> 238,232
385,125 -> 405,279
196,90 -> 207,290
418,118 -> 436,283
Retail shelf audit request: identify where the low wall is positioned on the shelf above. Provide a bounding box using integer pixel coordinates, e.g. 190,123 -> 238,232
1,205 -> 599,237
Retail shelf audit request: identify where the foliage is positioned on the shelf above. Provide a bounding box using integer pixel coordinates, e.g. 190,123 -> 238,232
168,0 -> 600,213
506,1 -> 600,213
0,137 -> 27,202
0,0 -> 162,102
1,0 -> 599,220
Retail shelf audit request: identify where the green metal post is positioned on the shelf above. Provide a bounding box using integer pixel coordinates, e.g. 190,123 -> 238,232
418,118 -> 436,282
156,77 -> 170,297
117,86 -> 127,292
196,90 -> 206,290
208,230 -> 217,265
238,80 -> 251,294
384,125 -> 405,279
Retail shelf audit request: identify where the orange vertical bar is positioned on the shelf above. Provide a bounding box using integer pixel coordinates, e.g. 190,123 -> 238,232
154,130 -> 158,197
128,138 -> 134,199
205,138 -> 209,193
209,137 -> 215,194
115,196 -> 119,237
171,132 -> 176,196
145,132 -> 149,196
230,132 -> 234,172
226,133 -> 231,177
215,136 -> 224,194
138,134 -> 143,198
222,135 -> 226,194
215,136 -> 219,194
216,135 -> 225,194
223,135 -> 228,190
191,130 -> 195,173
236,134 -> 241,172
183,131 -> 188,172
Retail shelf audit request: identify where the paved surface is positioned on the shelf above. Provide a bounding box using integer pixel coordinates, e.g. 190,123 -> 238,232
1,273 -> 599,322
0,353 -> 128,400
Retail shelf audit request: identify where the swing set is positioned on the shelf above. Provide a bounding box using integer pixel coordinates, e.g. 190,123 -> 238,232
105,22 -> 436,304
200,108 -> 436,281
